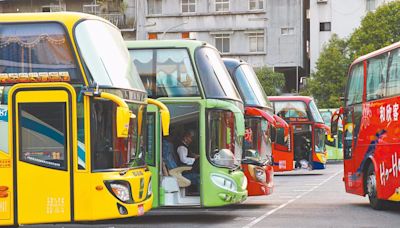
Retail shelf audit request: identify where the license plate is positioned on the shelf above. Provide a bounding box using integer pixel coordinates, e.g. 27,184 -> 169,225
138,204 -> 144,216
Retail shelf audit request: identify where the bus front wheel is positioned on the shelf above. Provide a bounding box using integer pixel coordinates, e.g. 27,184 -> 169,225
365,164 -> 386,210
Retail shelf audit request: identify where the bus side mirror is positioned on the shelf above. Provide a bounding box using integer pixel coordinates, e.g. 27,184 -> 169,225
331,114 -> 339,137
116,106 -> 135,138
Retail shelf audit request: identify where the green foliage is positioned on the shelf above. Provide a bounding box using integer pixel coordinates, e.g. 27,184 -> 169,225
302,34 -> 351,108
348,1 -> 400,59
255,67 -> 285,96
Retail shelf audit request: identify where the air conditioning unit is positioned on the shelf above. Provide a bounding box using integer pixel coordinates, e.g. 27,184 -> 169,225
317,0 -> 328,3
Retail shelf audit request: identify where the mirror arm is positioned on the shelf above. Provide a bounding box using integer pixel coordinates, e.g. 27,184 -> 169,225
147,98 -> 170,136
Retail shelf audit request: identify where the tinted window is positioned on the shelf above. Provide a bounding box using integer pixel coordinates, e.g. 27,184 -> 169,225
366,53 -> 388,101
346,63 -> 364,105
233,64 -> 271,108
387,48 -> 400,96
0,23 -> 80,82
20,103 -> 67,170
196,47 -> 241,101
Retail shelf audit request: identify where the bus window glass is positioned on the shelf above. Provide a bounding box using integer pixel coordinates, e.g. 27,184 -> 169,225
20,103 -> 67,170
346,63 -> 364,105
314,128 -> 326,153
274,101 -> 309,120
234,65 -> 272,108
367,53 -> 388,101
130,49 -> 200,98
244,118 -> 271,163
208,110 -> 242,168
309,100 -> 324,123
0,23 -> 80,81
75,20 -> 145,91
196,47 -> 241,101
91,99 -> 146,171
387,48 -> 400,96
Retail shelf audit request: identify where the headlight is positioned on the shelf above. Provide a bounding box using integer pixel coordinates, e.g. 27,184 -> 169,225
241,176 -> 248,190
255,168 -> 266,183
147,179 -> 152,197
211,174 -> 237,192
105,181 -> 133,204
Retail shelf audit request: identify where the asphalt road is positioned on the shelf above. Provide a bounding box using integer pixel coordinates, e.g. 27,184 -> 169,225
27,162 -> 400,228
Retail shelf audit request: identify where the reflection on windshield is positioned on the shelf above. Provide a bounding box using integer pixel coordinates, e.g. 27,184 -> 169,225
244,118 -> 272,163
130,49 -> 200,98
208,110 -> 242,168
235,64 -> 271,108
274,101 -> 310,120
75,20 -> 145,91
91,99 -> 146,171
196,47 -> 241,101
309,100 -> 324,123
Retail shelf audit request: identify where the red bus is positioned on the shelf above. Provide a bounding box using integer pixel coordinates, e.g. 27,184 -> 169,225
269,96 -> 328,171
331,42 -> 400,209
223,58 -> 289,195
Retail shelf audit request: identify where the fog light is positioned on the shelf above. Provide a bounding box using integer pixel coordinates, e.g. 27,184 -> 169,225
117,203 -> 128,215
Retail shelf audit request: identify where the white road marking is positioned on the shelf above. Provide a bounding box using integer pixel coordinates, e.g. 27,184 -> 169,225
242,170 -> 343,228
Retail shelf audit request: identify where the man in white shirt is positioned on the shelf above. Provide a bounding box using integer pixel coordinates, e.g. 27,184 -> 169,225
177,130 -> 199,166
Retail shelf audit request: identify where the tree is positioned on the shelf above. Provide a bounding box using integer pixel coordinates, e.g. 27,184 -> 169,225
255,67 -> 285,96
302,34 -> 351,108
348,1 -> 400,59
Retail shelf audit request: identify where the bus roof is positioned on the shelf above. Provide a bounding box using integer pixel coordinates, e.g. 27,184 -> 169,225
126,39 -> 209,51
0,12 -> 111,27
268,96 -> 313,104
351,41 -> 400,66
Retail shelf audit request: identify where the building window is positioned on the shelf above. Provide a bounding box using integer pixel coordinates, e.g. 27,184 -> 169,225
215,34 -> 230,53
182,0 -> 196,13
148,0 -> 162,15
366,0 -> 376,11
216,0 -> 229,12
320,22 -> 331,32
248,32 -> 264,52
281,27 -> 295,35
249,0 -> 264,10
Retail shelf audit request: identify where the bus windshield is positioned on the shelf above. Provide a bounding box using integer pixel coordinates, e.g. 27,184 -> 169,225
195,47 -> 241,101
274,101 -> 310,121
309,100 -> 324,123
74,20 -> 145,91
234,64 -> 272,108
91,98 -> 147,171
244,117 -> 272,164
208,110 -> 242,168
129,48 -> 200,98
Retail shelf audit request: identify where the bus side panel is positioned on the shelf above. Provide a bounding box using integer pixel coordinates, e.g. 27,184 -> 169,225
365,98 -> 400,201
0,105 -> 13,226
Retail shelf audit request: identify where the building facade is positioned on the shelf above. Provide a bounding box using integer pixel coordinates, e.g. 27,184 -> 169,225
309,0 -> 394,72
137,0 -> 309,93
0,0 -> 309,92
0,0 -> 136,39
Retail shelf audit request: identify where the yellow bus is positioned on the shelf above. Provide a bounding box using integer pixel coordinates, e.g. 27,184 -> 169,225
0,12 -> 165,226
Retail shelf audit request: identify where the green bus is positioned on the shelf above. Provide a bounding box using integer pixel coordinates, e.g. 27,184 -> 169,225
126,40 -> 247,207
319,108 -> 343,160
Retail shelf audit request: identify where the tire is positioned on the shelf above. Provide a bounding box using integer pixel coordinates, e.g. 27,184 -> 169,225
365,164 -> 387,210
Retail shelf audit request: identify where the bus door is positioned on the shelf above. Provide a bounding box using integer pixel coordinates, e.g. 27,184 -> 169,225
9,84 -> 75,225
272,124 -> 293,171
292,123 -> 313,169
343,105 -> 364,193
145,104 -> 160,208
